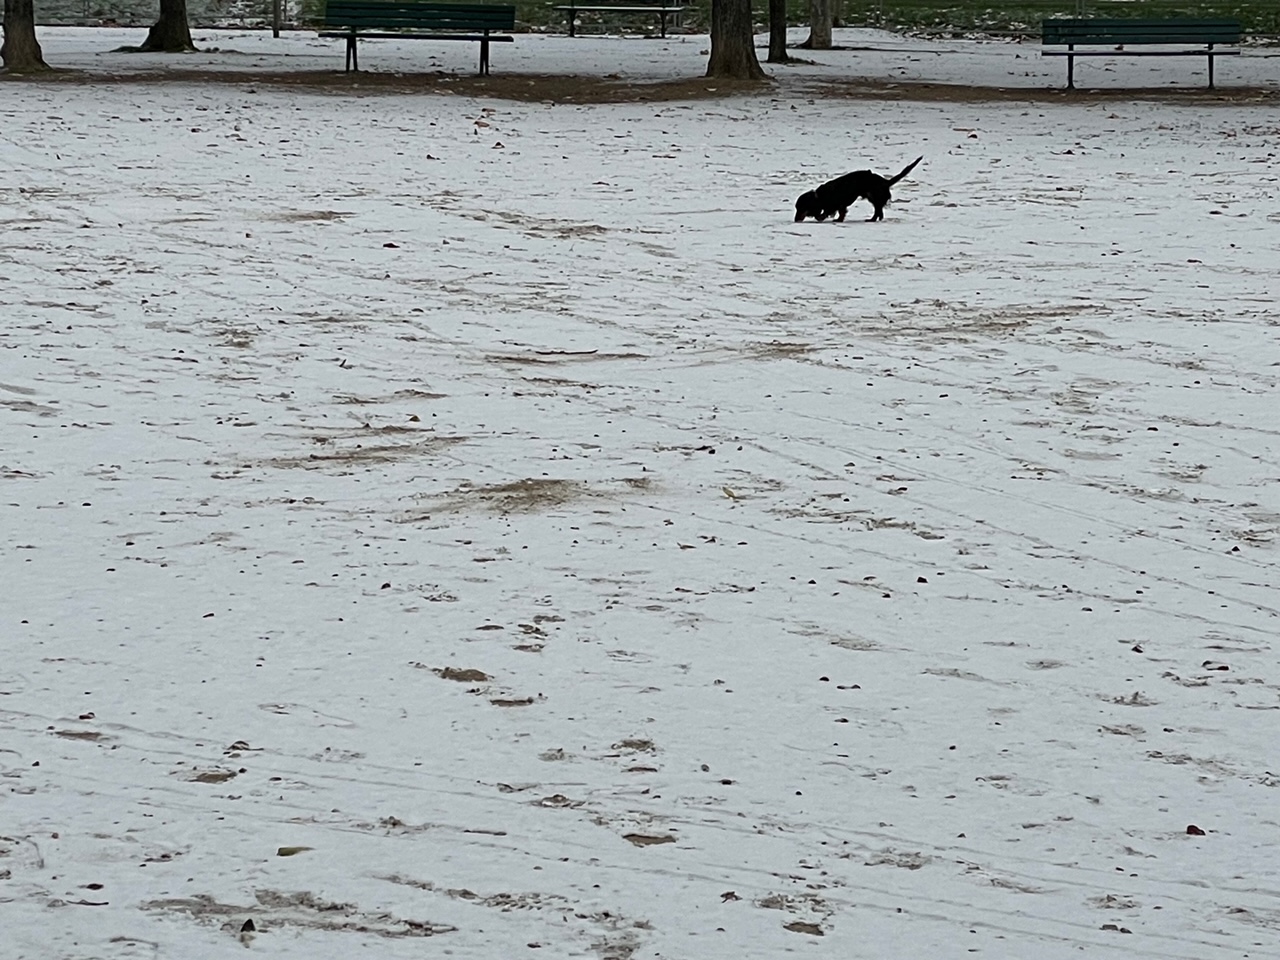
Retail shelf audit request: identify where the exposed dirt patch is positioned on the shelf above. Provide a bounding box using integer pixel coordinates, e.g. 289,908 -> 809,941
433,666 -> 491,682
744,339 -> 816,360
144,890 -> 457,938
53,729 -> 108,741
252,431 -> 467,471
403,477 -> 595,516
1,68 -> 770,103
376,876 -> 648,957
814,78 -> 1280,104
263,209 -> 356,222
612,738 -> 656,753
7,66 -> 1276,104
622,833 -> 675,846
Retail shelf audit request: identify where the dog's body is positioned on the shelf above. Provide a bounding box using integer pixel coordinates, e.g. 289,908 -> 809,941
794,156 -> 922,223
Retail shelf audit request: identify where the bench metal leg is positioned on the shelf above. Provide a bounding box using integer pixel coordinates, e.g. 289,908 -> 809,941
345,33 -> 358,72
1207,44 -> 1215,89
568,9 -> 576,36
1067,45 -> 1074,89
480,32 -> 490,75
659,10 -> 667,37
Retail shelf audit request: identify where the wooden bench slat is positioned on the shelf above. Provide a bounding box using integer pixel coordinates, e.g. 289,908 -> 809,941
319,30 -> 514,40
324,10 -> 515,27
1043,17 -> 1240,27
325,1 -> 512,13
1042,48 -> 1240,57
325,17 -> 513,29
553,4 -> 686,10
323,10 -> 515,22
555,6 -> 684,11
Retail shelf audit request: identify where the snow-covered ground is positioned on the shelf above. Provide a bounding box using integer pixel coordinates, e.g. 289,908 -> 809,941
3,27 -> 1280,960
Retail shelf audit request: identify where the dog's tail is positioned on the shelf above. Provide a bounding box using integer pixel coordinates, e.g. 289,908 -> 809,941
886,156 -> 923,187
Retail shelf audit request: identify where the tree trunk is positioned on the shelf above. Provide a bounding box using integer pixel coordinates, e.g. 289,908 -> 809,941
139,0 -> 196,52
767,0 -> 789,63
799,0 -> 832,49
2,0 -> 50,72
706,0 -> 766,80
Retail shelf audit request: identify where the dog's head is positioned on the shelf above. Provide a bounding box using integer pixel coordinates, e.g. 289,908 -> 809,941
794,191 -> 822,222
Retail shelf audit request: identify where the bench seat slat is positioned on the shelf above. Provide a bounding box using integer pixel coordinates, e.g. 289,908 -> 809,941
319,30 -> 514,40
324,17 -> 514,29
552,5 -> 686,11
553,4 -> 686,9
324,1 -> 511,13
1041,48 -> 1240,57
324,13 -> 515,27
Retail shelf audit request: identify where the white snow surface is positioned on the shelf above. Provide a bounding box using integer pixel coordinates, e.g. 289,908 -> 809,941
3,26 -> 1280,960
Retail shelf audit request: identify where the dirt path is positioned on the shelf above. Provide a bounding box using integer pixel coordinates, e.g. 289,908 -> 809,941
7,64 -> 1279,103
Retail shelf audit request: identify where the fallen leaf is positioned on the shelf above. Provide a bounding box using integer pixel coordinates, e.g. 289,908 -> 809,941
54,730 -> 106,741
434,667 -> 490,682
276,846 -> 314,857
784,921 -> 824,936
623,833 -> 676,847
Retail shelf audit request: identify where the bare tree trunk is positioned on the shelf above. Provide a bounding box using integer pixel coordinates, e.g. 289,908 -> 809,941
767,0 -> 789,63
799,0 -> 832,49
139,0 -> 197,52
706,0 -> 766,80
2,0 -> 50,72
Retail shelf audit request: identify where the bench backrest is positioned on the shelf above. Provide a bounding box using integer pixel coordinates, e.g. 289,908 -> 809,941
322,0 -> 516,31
562,0 -> 686,6
1042,18 -> 1241,45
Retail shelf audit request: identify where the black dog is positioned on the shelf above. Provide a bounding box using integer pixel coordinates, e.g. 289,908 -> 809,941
794,156 -> 922,223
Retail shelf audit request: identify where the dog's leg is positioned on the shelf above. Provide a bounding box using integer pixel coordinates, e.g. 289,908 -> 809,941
836,207 -> 847,222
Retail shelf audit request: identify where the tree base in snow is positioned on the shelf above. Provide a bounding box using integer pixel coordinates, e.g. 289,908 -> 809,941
136,5 -> 198,53
2,0 -> 50,71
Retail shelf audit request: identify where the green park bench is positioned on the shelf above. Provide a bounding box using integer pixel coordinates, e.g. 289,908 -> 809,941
553,0 -> 687,38
320,0 -> 516,75
1041,18 -> 1242,90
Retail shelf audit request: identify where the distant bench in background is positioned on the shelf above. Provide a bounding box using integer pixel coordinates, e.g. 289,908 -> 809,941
554,0 -> 687,38
1040,18 -> 1242,90
319,0 -> 516,75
